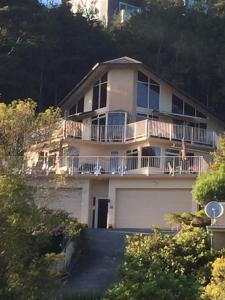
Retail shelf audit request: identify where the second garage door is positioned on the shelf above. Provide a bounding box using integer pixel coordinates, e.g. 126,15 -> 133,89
115,189 -> 192,229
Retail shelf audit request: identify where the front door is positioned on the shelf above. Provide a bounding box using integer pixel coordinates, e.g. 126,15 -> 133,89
97,199 -> 108,228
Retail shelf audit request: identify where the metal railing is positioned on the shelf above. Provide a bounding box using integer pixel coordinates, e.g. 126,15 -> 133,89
63,119 -> 217,147
2,156 -> 204,176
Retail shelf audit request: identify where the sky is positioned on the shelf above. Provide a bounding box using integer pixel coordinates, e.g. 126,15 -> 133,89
41,0 -> 61,5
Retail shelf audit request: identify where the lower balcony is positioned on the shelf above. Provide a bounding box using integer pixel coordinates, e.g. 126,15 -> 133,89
22,156 -> 205,176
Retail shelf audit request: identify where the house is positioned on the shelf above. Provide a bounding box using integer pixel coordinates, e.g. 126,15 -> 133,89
26,56 -> 225,230
70,0 -> 144,25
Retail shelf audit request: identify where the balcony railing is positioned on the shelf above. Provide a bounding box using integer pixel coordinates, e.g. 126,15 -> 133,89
64,119 -> 218,147
3,156 -> 204,176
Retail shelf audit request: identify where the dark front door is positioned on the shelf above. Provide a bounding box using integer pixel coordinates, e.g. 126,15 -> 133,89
97,199 -> 108,228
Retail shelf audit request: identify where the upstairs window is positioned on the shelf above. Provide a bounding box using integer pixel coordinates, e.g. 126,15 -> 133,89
172,94 -> 206,119
184,102 -> 195,116
137,71 -> 160,110
172,95 -> 183,114
92,73 -> 107,110
69,97 -> 84,115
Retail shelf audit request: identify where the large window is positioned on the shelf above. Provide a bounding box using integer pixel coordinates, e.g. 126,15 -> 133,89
91,114 -> 106,141
172,94 -> 207,118
137,71 -> 160,110
141,146 -> 161,168
69,97 -> 84,115
108,112 -> 125,126
172,95 -> 183,114
119,2 -> 141,17
92,73 -> 107,110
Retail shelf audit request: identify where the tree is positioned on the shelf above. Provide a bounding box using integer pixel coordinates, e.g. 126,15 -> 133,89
0,1 -> 117,109
0,99 -> 61,158
111,2 -> 225,119
203,257 -> 225,300
0,173 -> 84,300
192,137 -> 225,206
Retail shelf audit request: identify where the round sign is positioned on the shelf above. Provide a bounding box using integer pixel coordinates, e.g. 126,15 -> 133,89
204,201 -> 224,219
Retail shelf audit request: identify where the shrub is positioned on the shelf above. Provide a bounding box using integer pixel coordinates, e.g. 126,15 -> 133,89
203,257 -> 225,300
104,227 -> 222,300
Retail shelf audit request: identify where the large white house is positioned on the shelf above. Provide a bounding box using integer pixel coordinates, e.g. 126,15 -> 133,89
70,0 -> 143,25
26,57 -> 225,229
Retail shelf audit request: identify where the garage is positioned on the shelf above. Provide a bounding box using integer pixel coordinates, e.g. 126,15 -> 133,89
115,189 -> 192,229
47,188 -> 82,221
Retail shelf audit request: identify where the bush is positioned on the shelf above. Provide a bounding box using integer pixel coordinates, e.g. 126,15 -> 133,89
203,257 -> 225,300
0,173 -> 85,300
104,227 -> 222,300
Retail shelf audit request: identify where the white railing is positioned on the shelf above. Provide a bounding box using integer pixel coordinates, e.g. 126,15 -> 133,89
148,120 -> 215,146
63,119 -> 217,147
17,156 -> 204,176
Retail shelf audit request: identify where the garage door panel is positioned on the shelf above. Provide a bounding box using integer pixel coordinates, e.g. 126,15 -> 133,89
115,189 -> 192,228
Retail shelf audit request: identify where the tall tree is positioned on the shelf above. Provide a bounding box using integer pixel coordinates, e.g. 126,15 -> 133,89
0,1 -> 117,109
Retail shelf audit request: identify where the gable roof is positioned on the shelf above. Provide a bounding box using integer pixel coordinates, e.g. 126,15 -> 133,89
102,56 -> 142,65
59,56 -> 224,124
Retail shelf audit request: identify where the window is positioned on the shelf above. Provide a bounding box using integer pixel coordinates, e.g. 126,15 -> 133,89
69,97 -> 84,115
119,2 -> 141,17
137,71 -> 160,110
91,114 -> 106,141
196,110 -> 206,119
62,147 -> 79,168
107,112 -> 125,141
184,102 -> 195,116
108,112 -> 125,126
141,146 -> 161,168
172,94 -> 207,120
172,95 -> 183,114
92,73 -> 107,110
126,149 -> 138,170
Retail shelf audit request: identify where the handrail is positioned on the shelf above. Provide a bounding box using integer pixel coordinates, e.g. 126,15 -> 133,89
2,156 -> 205,176
63,119 -> 217,147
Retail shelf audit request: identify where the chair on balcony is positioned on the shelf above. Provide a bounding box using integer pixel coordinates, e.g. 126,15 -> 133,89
94,165 -> 103,176
118,165 -> 127,176
168,162 -> 174,176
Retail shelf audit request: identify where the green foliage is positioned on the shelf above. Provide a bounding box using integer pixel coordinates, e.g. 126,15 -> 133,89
193,137 -> 225,206
165,210 -> 210,227
63,290 -> 102,300
111,3 -> 225,119
0,99 -> 62,158
104,227 -> 222,300
203,257 -> 225,300
0,0 -> 117,109
0,173 -> 84,300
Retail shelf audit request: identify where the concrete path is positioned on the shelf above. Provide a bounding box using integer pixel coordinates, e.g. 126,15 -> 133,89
66,229 -> 128,295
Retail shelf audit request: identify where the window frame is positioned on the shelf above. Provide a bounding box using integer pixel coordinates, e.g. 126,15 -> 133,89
92,73 -> 108,111
137,71 -> 160,110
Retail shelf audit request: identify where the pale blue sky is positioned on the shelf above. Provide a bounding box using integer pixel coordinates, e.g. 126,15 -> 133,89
41,0 -> 61,5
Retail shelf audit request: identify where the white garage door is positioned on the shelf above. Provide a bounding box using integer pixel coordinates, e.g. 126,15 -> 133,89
48,188 -> 82,220
115,189 -> 192,229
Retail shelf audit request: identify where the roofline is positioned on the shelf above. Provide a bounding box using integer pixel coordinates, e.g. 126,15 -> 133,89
59,63 -> 100,107
59,58 -> 225,124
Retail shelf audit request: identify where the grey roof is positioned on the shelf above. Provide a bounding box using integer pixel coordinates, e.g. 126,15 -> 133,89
102,56 -> 142,65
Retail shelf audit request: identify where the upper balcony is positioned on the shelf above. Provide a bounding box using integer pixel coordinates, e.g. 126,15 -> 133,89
63,119 -> 218,148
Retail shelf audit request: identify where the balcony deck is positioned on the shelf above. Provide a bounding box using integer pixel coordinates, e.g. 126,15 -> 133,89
16,156 -> 205,177
64,119 -> 218,148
